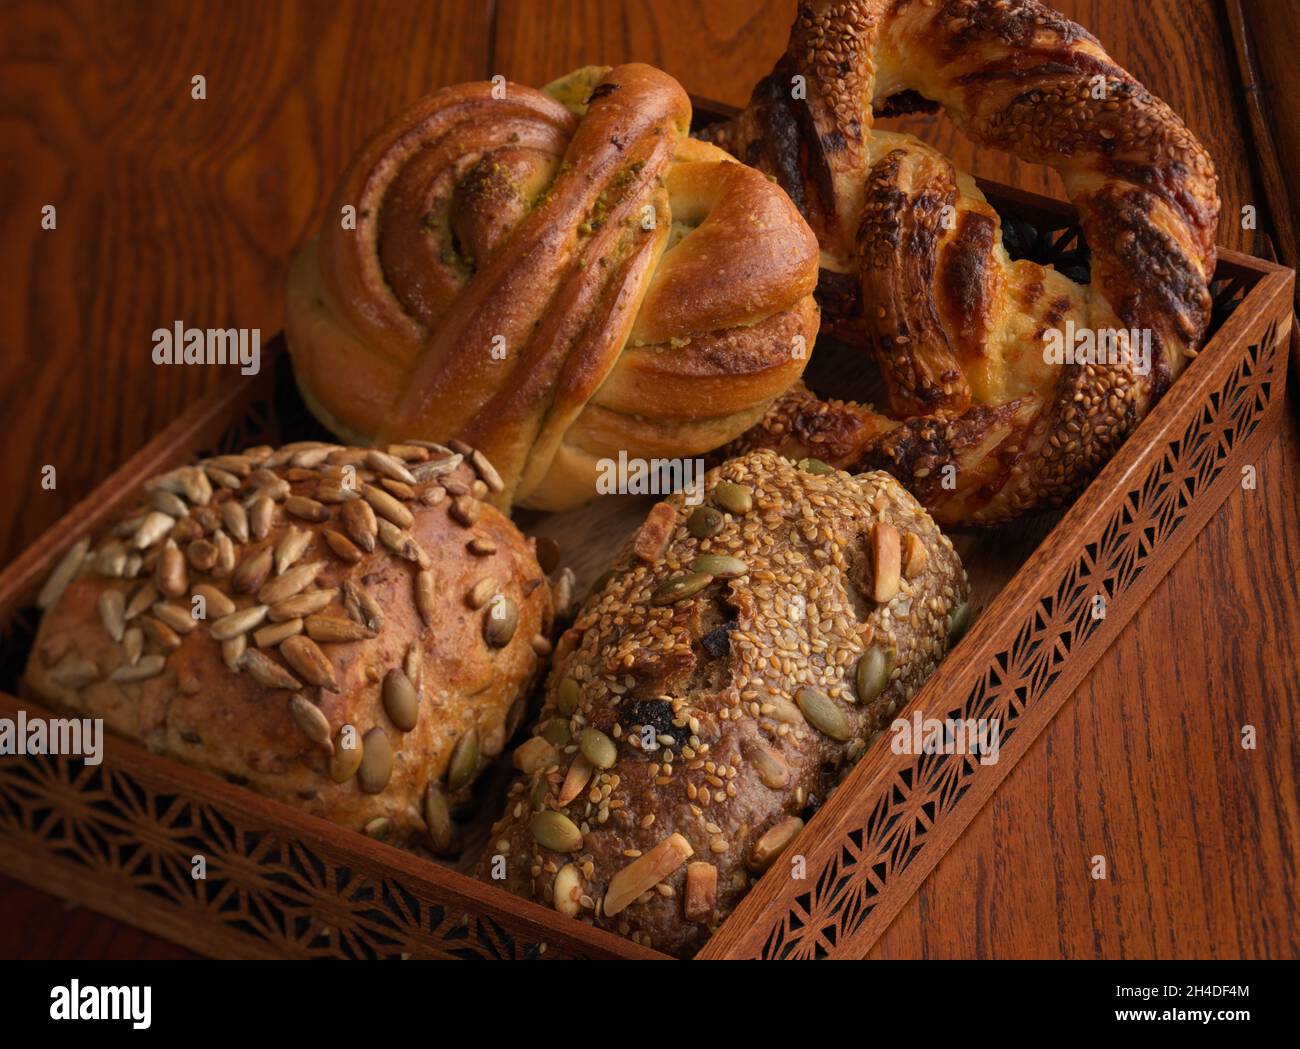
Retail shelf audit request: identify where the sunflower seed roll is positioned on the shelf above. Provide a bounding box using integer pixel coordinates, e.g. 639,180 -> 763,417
25,440 -> 551,848
481,449 -> 968,956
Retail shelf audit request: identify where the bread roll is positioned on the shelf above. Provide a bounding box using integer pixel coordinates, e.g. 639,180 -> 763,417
24,440 -> 551,848
480,449 -> 969,955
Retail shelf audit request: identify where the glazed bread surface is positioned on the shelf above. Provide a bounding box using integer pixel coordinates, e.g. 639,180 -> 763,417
25,440 -> 552,848
481,449 -> 968,956
287,63 -> 821,512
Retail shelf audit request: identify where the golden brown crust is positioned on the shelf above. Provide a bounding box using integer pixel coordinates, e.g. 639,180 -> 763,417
287,64 -> 821,512
24,442 -> 551,847
717,0 -> 1220,525
479,450 -> 968,956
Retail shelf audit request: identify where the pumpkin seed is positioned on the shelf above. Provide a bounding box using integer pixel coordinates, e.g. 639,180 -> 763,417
288,694 -> 332,751
423,782 -> 456,853
447,728 -> 479,790
854,645 -> 895,705
556,676 -> 580,716
38,538 -> 90,610
534,536 -> 560,574
358,727 -> 392,793
948,601 -> 973,644
540,718 -> 570,746
744,740 -> 789,789
797,457 -> 834,475
651,572 -> 713,605
686,505 -> 724,539
553,863 -> 583,916
690,554 -> 747,579
579,727 -> 617,769
483,595 -> 518,647
795,685 -> 852,741
530,811 -> 583,853
363,817 -> 391,841
713,481 -> 753,515
382,667 -> 419,731
329,725 -> 363,782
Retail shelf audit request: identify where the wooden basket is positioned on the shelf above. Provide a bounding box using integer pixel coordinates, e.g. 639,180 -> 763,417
0,149 -> 1291,959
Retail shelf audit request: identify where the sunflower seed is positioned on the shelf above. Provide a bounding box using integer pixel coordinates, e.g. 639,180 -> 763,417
152,601 -> 198,635
423,782 -> 456,853
123,554 -> 142,578
305,614 -> 374,643
141,615 -> 182,651
268,588 -> 334,622
651,572 -> 713,605
530,811 -> 583,854
363,485 -> 413,528
342,579 -> 384,632
221,635 -> 246,672
795,686 -> 852,740
192,583 -> 235,618
319,529 -> 360,564
483,595 -> 518,646
744,740 -> 790,789
133,511 -> 175,550
254,618 -> 302,648
421,486 -> 447,506
855,645 -> 895,705
93,540 -> 128,578
747,817 -> 804,872
284,495 -> 328,523
414,570 -> 436,626
194,506 -> 221,532
558,755 -> 593,806
122,626 -> 143,665
220,501 -> 249,543
98,590 -> 125,642
203,454 -> 253,478
381,667 -> 419,731
210,604 -> 268,641
231,547 -> 273,594
553,567 -> 575,619
603,834 -> 693,917
170,516 -> 203,543
241,648 -> 301,689
179,467 -> 213,506
329,726 -> 363,782
579,727 -> 617,769
125,582 -> 159,623
358,727 -> 392,793
155,545 -> 187,598
411,455 -> 463,483
248,495 -> 275,540
110,654 -> 166,683
290,446 -> 335,469
259,561 -> 323,605
278,634 -> 338,691
449,494 -> 478,527
364,449 -> 416,485
447,727 -> 478,789
247,478 -> 290,503
185,538 -> 218,573
113,514 -> 145,539
314,481 -> 360,504
713,481 -> 753,515
49,653 -> 99,688
871,522 -> 901,602
212,529 -> 236,578
205,465 -> 241,490
288,693 -> 332,750
513,736 -> 559,774
466,576 -> 496,610
341,499 -> 377,552
690,554 -> 747,579
469,449 -> 503,493
38,539 -> 90,610
377,519 -> 429,566
553,862 -> 582,916
150,489 -> 190,518
467,537 -> 496,557
363,817 -> 392,841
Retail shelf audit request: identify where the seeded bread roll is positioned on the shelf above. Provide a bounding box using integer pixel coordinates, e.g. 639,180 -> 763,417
24,440 -> 552,847
480,449 -> 969,956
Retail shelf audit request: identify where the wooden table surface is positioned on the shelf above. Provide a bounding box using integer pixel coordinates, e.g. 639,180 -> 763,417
1,0 -> 1295,960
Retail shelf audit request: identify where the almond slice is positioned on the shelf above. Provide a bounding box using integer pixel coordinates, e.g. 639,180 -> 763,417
684,861 -> 717,922
633,501 -> 677,563
871,521 -> 901,603
902,531 -> 928,579
602,833 -> 693,918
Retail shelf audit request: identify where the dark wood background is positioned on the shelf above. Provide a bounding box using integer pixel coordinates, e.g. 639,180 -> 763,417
0,0 -> 1295,959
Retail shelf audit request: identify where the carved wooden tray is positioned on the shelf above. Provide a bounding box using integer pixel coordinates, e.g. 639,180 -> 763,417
0,161 -> 1291,958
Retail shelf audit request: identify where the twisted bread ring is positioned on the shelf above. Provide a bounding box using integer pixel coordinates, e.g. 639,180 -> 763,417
717,0 -> 1219,524
287,64 -> 820,512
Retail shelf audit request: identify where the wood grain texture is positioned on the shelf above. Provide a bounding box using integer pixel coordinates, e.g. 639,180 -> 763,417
0,0 -> 1296,959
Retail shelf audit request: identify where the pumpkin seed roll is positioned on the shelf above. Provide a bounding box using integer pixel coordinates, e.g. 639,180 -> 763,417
481,449 -> 969,956
25,440 -> 551,848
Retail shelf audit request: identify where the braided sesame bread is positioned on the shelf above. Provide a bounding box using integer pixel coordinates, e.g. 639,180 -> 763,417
479,449 -> 968,956
714,0 -> 1220,525
286,63 -> 820,513
24,440 -> 551,848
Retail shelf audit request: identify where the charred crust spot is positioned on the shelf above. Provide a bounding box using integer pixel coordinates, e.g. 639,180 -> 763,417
586,81 -> 620,104
941,0 -> 1097,56
619,698 -> 676,740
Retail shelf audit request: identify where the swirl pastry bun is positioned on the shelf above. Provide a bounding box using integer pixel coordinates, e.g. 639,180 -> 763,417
24,440 -> 551,847
480,449 -> 968,956
287,64 -> 821,512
